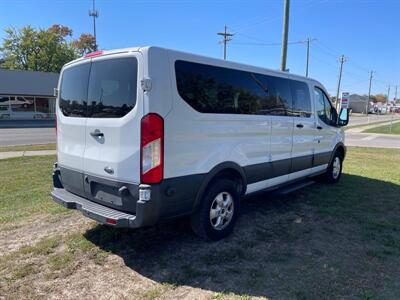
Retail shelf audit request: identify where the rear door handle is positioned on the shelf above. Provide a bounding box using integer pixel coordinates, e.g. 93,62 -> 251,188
316,126 -> 323,130
90,129 -> 104,137
296,124 -> 304,128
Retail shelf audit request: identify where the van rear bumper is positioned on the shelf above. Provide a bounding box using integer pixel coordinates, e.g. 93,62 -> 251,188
51,187 -> 159,228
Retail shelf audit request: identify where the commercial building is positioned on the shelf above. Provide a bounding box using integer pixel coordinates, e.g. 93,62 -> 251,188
0,69 -> 59,120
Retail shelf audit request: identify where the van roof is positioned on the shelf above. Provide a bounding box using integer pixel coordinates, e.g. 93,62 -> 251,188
64,45 -> 325,91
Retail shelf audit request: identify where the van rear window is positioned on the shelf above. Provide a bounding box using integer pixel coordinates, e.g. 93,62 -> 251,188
59,57 -> 137,118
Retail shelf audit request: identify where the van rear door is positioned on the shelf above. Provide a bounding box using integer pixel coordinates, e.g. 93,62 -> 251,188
83,53 -> 143,184
82,53 -> 143,212
57,61 -> 91,195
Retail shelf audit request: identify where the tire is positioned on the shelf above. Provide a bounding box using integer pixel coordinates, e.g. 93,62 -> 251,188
190,179 -> 240,241
324,151 -> 343,183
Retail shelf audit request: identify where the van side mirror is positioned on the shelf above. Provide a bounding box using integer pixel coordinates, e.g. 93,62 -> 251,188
338,108 -> 349,126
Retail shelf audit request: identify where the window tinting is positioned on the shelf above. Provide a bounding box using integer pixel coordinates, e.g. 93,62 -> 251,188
88,58 -> 137,118
175,60 -> 292,116
291,81 -> 311,117
314,87 -> 333,125
268,76 -> 291,116
59,58 -> 137,118
60,63 -> 90,117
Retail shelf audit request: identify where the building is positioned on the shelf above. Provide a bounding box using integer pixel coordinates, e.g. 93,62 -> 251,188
349,94 -> 369,114
0,69 -> 59,120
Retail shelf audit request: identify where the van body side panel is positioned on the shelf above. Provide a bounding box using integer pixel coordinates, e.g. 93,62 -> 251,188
312,83 -> 344,172
165,51 -> 271,180
269,115 -> 293,181
289,81 -> 315,177
142,47 -> 173,117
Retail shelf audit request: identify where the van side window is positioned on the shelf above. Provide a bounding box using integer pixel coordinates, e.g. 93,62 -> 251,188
175,60 -> 292,116
267,76 -> 292,116
59,63 -> 90,117
314,87 -> 334,125
291,81 -> 311,117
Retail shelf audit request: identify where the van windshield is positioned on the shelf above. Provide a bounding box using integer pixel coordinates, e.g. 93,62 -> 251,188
59,57 -> 138,118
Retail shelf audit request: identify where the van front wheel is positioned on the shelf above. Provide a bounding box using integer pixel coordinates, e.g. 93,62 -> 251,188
190,179 -> 240,241
324,152 -> 343,183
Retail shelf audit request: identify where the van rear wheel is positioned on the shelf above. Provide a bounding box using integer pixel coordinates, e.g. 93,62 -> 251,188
190,179 -> 240,241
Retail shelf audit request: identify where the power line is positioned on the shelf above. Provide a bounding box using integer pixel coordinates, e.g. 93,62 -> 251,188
231,0 -> 323,34
230,40 -> 304,46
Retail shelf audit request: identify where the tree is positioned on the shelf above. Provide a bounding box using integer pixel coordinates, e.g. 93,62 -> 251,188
72,34 -> 96,56
0,25 -> 96,73
373,94 -> 386,103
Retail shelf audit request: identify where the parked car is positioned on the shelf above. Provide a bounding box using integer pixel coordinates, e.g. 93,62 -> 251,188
51,46 -> 349,241
0,107 -> 47,119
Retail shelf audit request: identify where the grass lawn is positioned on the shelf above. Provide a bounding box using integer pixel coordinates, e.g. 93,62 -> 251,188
0,148 -> 399,299
363,121 -> 400,135
0,143 -> 56,153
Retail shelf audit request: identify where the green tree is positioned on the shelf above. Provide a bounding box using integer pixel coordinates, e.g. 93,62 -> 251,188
0,24 -> 96,72
71,33 -> 96,56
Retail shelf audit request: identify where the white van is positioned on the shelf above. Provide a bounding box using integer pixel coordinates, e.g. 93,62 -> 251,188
51,46 -> 349,241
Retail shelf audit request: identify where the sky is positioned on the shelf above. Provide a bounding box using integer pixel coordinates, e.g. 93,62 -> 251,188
1,0 -> 399,97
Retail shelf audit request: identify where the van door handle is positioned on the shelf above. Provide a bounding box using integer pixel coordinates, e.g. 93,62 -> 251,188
296,124 -> 304,128
90,129 -> 104,137
316,126 -> 323,130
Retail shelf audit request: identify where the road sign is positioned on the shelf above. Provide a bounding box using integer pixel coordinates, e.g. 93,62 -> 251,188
341,92 -> 350,109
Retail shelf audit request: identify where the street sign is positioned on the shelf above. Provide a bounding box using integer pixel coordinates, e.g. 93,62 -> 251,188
341,92 -> 350,109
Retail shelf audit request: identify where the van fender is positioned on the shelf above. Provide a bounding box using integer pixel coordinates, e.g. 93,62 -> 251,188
329,142 -> 346,165
192,162 -> 247,211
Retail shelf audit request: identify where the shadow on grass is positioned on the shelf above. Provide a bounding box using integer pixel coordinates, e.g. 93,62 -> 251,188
84,174 -> 400,299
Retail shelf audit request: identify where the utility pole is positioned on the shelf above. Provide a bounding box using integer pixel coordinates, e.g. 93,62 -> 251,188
387,85 -> 391,105
390,85 -> 397,133
89,0 -> 99,51
217,25 -> 234,60
280,0 -> 290,71
366,70 -> 375,116
305,37 -> 316,77
335,55 -> 346,110
305,37 -> 311,77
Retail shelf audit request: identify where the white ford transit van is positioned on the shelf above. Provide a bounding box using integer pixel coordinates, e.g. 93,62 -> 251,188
51,46 -> 349,241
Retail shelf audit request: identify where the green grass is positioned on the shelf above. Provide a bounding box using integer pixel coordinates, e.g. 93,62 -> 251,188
47,253 -> 74,271
0,143 -> 56,152
0,148 -> 399,299
363,121 -> 400,134
0,155 -> 66,225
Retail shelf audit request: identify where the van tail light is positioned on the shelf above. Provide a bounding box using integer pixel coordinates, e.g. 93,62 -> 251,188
140,113 -> 164,184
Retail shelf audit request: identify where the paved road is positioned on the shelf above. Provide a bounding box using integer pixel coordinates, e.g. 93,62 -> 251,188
0,120 -> 55,129
0,128 -> 55,146
1,114 -> 399,147
348,114 -> 400,127
345,131 -> 400,149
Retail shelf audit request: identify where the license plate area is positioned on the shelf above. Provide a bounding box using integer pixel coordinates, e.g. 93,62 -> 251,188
83,174 -> 139,213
